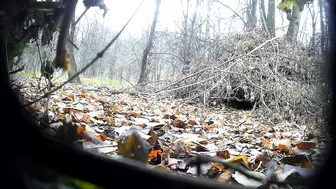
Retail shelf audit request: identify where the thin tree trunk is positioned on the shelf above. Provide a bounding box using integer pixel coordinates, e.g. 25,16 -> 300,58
67,10 -> 81,83
137,0 -> 161,84
260,0 -> 267,22
247,0 -> 257,31
286,4 -> 302,42
319,0 -> 325,56
266,0 -> 275,36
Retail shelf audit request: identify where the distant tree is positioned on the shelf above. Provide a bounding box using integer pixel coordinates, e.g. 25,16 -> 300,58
67,11 -> 81,83
266,0 -> 275,36
138,0 -> 161,84
246,0 -> 257,31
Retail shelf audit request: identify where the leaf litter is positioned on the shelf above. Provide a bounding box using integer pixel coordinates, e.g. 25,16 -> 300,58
17,76 -> 330,188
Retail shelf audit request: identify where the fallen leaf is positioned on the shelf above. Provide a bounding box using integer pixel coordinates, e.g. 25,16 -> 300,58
199,140 -> 208,145
95,114 -> 103,120
275,144 -> 292,154
172,119 -> 187,128
262,140 -> 270,146
216,150 -> 230,159
231,155 -> 249,166
296,141 -> 316,149
126,112 -> 141,118
83,114 -> 91,123
57,114 -> 66,119
148,148 -> 163,164
97,133 -> 107,141
188,119 -> 198,125
175,108 -> 180,115
282,155 -> 312,168
117,131 -> 151,163
217,169 -> 235,183
81,91 -> 88,98
106,117 -> 115,126
208,163 -> 225,177
67,94 -> 74,101
77,125 -> 86,139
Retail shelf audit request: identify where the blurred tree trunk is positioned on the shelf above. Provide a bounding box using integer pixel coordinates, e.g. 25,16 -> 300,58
260,0 -> 267,22
67,11 -> 81,83
308,3 -> 316,55
138,0 -> 161,85
319,0 -> 325,56
266,0 -> 275,36
247,0 -> 257,31
286,4 -> 303,42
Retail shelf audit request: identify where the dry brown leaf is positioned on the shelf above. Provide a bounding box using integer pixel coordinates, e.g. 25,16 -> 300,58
138,123 -> 146,128
97,133 -> 107,141
170,115 -> 178,120
262,140 -> 271,146
275,144 -> 292,154
94,114 -> 103,120
83,114 -> 91,123
106,117 -> 115,126
126,112 -> 141,118
216,150 -> 230,159
122,121 -> 132,126
217,169 -> 235,183
188,119 -> 197,125
208,163 -> 225,176
282,155 -> 312,168
62,107 -> 72,113
172,120 -> 187,128
205,125 -> 213,131
57,114 -> 66,119
199,140 -> 208,145
67,94 -> 74,101
77,125 -> 86,139
296,141 -> 316,149
175,108 -> 180,115
119,100 -> 127,105
81,91 -> 88,98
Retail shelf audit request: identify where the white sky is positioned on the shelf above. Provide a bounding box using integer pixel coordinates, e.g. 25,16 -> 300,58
75,0 -> 317,44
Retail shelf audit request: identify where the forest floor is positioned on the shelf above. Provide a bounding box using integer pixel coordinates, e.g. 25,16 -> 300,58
13,75 -> 329,188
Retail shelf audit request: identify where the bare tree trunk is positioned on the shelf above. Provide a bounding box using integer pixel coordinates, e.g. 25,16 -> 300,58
308,3 -> 316,54
319,0 -> 325,56
286,4 -> 302,42
260,0 -> 267,22
67,10 -> 81,83
138,0 -> 161,84
266,0 -> 275,36
247,0 -> 257,31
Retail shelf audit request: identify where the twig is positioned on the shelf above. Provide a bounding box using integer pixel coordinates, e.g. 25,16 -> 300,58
9,65 -> 25,75
74,7 -> 89,25
247,35 -> 283,55
23,0 -> 144,107
67,38 -> 79,50
120,75 -> 135,87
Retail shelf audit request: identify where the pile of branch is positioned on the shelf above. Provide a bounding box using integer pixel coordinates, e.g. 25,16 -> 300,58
151,30 -> 327,130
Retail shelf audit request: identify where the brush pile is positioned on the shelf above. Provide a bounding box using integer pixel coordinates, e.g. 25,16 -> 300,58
150,30 -> 328,133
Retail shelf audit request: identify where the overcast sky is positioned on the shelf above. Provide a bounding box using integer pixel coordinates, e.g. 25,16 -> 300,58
75,0 -> 318,44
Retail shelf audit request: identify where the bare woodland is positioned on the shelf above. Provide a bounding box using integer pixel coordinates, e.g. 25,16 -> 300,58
12,0 -> 330,134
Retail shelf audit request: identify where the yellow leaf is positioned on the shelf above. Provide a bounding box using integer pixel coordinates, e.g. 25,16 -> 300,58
175,108 -> 180,115
231,155 -> 249,165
